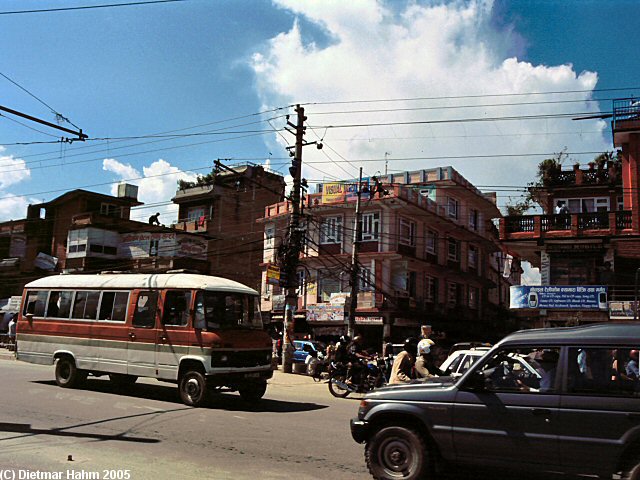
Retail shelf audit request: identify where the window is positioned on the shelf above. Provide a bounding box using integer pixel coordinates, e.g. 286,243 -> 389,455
469,209 -> 479,230
398,217 -> 416,246
425,275 -> 438,303
133,291 -> 158,328
99,291 -> 129,321
617,196 -> 624,211
162,290 -> 191,326
23,291 -> 48,316
100,203 -> 120,217
557,197 -> 610,213
320,215 -> 343,244
318,271 -> 342,302
448,238 -> 459,262
425,230 -> 438,256
187,206 -> 206,222
296,270 -> 306,297
474,347 -> 559,393
469,286 -> 479,309
447,282 -> 458,306
567,347 -> 638,397
193,291 -> 262,330
47,291 -> 73,319
72,291 -> 100,320
361,212 -> 380,241
407,271 -> 417,298
265,226 -> 275,248
468,244 -> 478,269
359,267 -> 373,291
447,197 -> 459,219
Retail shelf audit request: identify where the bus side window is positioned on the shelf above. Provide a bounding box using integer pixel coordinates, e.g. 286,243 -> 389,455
163,290 -> 191,327
24,291 -> 47,317
133,291 -> 158,328
194,292 -> 205,329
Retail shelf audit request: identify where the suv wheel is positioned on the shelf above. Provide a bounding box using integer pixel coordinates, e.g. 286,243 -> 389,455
366,426 -> 429,480
622,456 -> 640,480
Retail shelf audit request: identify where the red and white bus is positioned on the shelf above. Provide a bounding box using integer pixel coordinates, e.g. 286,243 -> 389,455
16,272 -> 273,406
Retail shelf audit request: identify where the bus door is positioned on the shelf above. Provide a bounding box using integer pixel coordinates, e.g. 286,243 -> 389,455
128,290 -> 159,377
156,290 -> 192,380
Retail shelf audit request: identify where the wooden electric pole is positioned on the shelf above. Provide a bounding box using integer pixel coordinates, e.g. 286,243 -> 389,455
347,167 -> 364,338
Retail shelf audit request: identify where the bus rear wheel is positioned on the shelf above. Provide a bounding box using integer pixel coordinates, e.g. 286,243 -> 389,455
238,380 -> 267,402
55,356 -> 87,388
179,370 -> 210,407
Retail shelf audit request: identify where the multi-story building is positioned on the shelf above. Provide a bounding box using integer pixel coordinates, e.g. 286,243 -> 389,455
0,184 -> 210,299
499,98 -> 640,326
172,163 -> 285,292
260,167 -> 521,347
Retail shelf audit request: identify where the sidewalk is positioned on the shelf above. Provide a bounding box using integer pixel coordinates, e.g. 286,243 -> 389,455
0,347 -> 16,361
269,366 -> 326,386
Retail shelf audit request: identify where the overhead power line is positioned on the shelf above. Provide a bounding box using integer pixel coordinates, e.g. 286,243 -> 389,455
0,0 -> 188,15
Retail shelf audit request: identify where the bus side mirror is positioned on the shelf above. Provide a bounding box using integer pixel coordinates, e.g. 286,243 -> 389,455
26,313 -> 34,323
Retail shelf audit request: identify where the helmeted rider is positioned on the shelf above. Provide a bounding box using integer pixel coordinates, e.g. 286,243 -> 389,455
389,337 -> 418,384
414,338 -> 442,379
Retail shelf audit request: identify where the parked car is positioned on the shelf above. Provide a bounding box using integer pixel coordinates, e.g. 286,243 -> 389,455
438,347 -> 492,378
351,323 -> 640,480
292,340 -> 325,363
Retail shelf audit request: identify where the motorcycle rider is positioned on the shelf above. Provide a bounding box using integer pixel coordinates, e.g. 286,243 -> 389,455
415,338 -> 443,379
390,337 -> 418,384
347,335 -> 374,391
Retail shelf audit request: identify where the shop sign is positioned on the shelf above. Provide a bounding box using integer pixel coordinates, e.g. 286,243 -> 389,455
355,316 -> 383,325
306,304 -> 345,322
609,301 -> 639,320
266,265 -> 280,285
510,285 -> 607,310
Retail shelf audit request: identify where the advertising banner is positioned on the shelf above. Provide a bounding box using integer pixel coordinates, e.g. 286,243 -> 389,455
322,183 -> 347,204
266,265 -> 280,285
306,304 -> 345,323
510,285 -> 608,310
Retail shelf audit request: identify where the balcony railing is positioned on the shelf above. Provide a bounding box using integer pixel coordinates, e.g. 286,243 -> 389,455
502,210 -> 633,238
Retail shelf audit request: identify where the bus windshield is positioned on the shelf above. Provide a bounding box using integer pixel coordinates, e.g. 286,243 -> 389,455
194,291 -> 262,330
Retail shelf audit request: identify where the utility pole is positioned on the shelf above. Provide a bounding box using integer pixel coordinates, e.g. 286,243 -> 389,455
0,105 -> 87,141
348,167 -> 364,338
281,105 -> 306,373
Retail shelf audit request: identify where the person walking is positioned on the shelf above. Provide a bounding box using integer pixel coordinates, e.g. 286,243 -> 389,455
389,337 -> 418,384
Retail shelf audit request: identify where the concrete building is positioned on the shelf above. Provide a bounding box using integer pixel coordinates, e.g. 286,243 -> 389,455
260,167 -> 522,347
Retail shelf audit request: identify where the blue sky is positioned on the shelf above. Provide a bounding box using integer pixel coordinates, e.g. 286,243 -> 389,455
1,0 -> 639,235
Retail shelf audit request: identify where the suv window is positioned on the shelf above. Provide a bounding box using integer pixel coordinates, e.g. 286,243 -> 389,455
476,346 -> 558,393
567,347 -> 639,397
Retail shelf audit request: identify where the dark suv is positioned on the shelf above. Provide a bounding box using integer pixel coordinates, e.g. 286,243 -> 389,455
351,323 -> 640,479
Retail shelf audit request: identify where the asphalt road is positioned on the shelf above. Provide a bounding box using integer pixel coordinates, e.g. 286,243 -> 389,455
0,357 -> 369,480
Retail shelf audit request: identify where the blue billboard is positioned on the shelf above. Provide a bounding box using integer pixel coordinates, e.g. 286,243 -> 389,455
510,285 -> 608,310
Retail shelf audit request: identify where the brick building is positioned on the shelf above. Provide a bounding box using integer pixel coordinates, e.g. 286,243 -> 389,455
172,163 -> 285,292
499,98 -> 640,326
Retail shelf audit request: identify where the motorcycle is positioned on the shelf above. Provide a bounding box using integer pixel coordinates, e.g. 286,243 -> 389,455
328,357 -> 386,398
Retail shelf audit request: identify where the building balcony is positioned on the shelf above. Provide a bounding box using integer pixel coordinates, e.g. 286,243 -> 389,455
500,210 -> 633,240
172,217 -> 210,232
613,98 -> 640,146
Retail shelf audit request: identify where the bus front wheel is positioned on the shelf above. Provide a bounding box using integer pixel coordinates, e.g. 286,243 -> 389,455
55,356 -> 87,388
179,370 -> 210,407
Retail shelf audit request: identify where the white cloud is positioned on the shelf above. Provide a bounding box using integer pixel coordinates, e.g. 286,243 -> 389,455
0,194 -> 31,222
0,148 -> 31,190
251,0 -> 610,197
102,158 -> 198,223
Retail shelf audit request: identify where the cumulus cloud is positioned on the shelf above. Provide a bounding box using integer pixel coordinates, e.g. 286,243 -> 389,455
0,147 -> 31,190
102,158 -> 198,223
251,0 -> 610,194
0,194 -> 31,222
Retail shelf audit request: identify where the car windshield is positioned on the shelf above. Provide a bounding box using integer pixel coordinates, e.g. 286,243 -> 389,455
194,291 -> 262,330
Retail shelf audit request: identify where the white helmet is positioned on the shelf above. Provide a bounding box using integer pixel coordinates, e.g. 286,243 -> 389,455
417,338 -> 434,355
